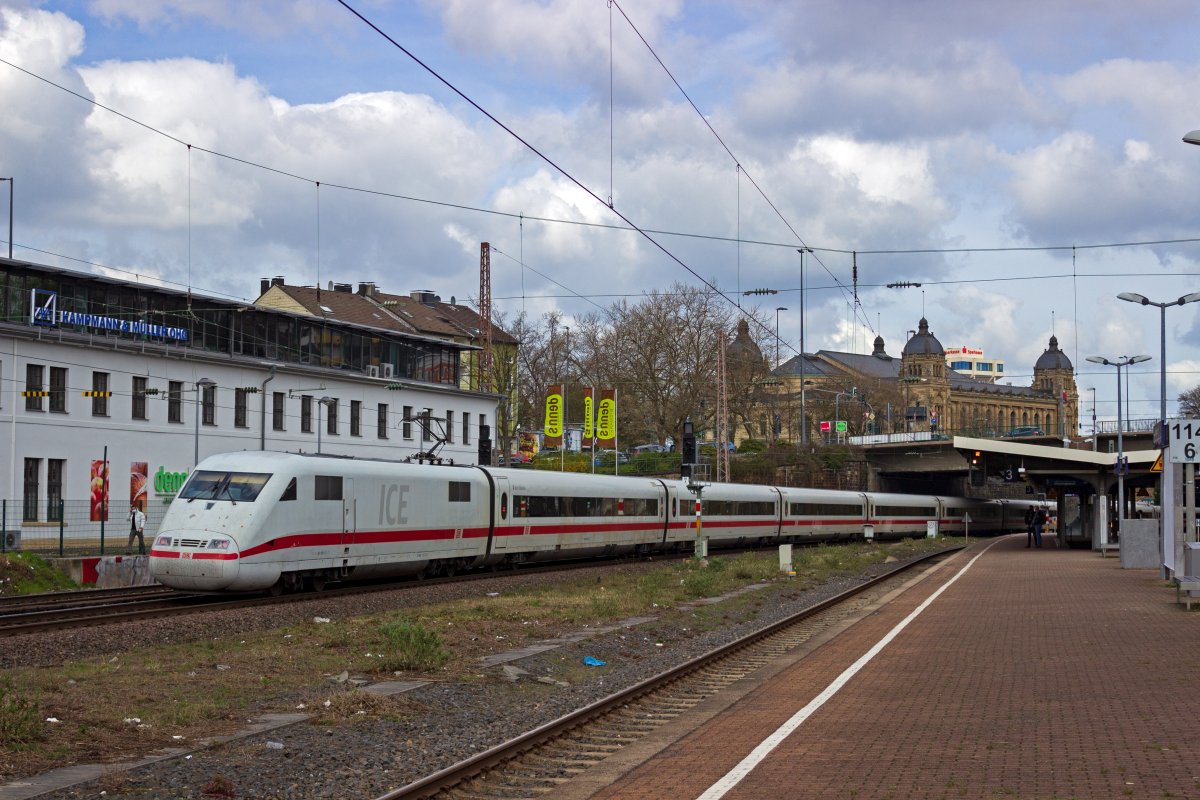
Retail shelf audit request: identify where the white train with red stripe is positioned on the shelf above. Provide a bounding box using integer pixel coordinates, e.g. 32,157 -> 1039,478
149,451 -> 1036,593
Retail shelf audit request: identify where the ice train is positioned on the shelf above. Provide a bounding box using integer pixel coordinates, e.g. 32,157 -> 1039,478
149,451 -> 1036,593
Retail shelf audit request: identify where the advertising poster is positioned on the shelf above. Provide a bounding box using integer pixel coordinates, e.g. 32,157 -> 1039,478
596,388 -> 617,448
582,387 -> 594,448
544,384 -> 564,447
130,461 -> 148,512
89,459 -> 110,522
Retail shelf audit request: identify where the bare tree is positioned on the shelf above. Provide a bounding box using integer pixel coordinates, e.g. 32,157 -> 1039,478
1180,386 -> 1200,417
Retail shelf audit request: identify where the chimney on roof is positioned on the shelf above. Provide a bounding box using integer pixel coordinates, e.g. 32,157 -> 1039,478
271,276 -> 285,288
412,290 -> 440,306
333,283 -> 352,293
357,282 -> 377,298
260,278 -> 270,295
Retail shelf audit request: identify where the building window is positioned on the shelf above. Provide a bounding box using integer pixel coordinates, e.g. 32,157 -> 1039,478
168,381 -> 183,423
202,383 -> 216,426
235,387 -> 249,428
25,364 -> 44,411
132,376 -> 148,420
377,403 -> 389,439
47,459 -> 64,521
301,395 -> 313,433
446,410 -> 454,444
22,457 -> 39,522
422,408 -> 433,442
49,367 -> 67,413
92,372 -> 109,417
326,399 -> 338,436
272,391 -> 286,431
462,411 -> 470,445
350,400 -> 361,437
402,405 -> 413,439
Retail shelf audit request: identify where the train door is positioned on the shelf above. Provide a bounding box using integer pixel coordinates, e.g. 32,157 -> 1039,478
341,477 -> 356,552
487,474 -> 511,557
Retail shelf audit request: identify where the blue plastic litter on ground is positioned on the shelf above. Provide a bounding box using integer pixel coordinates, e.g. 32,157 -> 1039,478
583,656 -> 606,666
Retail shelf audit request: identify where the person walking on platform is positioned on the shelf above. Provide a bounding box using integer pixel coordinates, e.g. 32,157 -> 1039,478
1031,507 -> 1044,548
1025,507 -> 1036,548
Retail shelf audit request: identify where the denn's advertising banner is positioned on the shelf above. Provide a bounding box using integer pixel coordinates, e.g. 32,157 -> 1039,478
597,388 -> 617,448
582,387 -> 594,447
544,384 -> 564,447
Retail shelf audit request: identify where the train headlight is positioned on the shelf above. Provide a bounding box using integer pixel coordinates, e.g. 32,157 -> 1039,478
155,535 -> 173,547
207,537 -> 233,551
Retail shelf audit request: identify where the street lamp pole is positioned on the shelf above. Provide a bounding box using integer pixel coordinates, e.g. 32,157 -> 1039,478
1117,292 -> 1200,441
1087,355 -> 1151,546
775,307 -> 787,368
797,248 -> 811,446
193,378 -> 216,468
1088,387 -> 1097,451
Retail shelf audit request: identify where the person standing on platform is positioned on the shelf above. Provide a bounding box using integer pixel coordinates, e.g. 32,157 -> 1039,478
1031,506 -> 1044,548
128,505 -> 147,555
1025,507 -> 1036,548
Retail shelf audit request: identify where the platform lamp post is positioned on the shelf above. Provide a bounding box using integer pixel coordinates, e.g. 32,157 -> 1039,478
797,248 -> 812,446
193,377 -> 216,468
317,396 -> 336,454
1117,292 -> 1200,444
1086,355 -> 1151,546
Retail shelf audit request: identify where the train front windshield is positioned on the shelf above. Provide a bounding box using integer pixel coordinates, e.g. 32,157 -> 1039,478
180,471 -> 273,502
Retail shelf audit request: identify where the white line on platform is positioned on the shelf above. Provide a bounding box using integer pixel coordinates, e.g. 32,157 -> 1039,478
695,540 -> 1000,800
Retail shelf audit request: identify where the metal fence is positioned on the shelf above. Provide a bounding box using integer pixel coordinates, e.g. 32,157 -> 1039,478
0,498 -> 168,557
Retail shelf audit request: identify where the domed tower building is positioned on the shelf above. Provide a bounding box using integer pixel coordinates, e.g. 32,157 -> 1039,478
900,318 -> 951,432
1032,335 -> 1078,437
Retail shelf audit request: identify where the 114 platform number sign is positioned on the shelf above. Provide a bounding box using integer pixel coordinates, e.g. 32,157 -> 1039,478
1168,419 -> 1200,463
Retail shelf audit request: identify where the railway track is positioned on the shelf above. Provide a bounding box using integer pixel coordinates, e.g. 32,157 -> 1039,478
375,547 -> 958,800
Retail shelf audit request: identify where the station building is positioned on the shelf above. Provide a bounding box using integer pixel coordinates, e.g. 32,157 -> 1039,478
0,257 -> 500,536
771,317 -> 1078,441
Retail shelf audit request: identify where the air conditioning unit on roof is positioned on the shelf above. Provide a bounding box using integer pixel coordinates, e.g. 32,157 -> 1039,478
366,365 -> 380,378
382,364 -> 395,379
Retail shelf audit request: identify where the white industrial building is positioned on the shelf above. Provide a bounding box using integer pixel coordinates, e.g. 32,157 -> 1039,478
0,257 -> 498,541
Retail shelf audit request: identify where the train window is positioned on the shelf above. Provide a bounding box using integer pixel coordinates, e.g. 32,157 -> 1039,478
448,481 -> 471,502
279,477 -> 297,502
315,475 -> 343,501
624,498 -> 659,516
180,470 -> 272,502
703,500 -> 775,516
874,504 -> 937,518
789,502 -> 863,516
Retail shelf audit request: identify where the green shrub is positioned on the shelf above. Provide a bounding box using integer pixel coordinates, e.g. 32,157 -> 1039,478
377,620 -> 450,672
0,677 -> 42,745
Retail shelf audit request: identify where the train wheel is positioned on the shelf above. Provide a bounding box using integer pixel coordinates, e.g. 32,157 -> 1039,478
267,578 -> 285,597
309,575 -> 327,592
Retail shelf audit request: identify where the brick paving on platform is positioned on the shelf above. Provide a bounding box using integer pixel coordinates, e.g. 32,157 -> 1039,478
563,536 -> 1200,800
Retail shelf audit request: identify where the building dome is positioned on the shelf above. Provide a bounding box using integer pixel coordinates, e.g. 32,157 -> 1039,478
725,318 -> 764,365
1034,335 -> 1073,370
901,318 -> 944,356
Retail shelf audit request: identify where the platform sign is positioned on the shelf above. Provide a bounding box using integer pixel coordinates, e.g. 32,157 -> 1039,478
1167,418 -> 1200,463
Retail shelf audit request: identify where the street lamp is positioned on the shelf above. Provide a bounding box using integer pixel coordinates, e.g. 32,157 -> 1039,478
1087,355 -> 1152,544
1117,291 -> 1200,441
797,247 -> 812,446
774,307 -> 787,367
1184,130 -> 1200,146
193,377 -> 216,467
317,396 -> 336,453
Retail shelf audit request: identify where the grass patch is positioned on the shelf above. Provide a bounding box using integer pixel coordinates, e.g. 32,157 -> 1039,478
377,619 -> 450,672
0,676 -> 42,746
0,552 -> 77,595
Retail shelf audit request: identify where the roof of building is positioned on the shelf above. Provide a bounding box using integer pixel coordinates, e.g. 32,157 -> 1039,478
902,317 -> 945,356
260,284 -> 419,335
773,353 -> 840,379
1034,335 -> 1073,370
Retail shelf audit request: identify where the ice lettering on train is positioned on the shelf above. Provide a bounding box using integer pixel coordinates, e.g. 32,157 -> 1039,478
378,484 -> 410,525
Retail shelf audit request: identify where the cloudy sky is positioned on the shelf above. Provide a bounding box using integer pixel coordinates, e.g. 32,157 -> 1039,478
3,0 -> 1200,425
